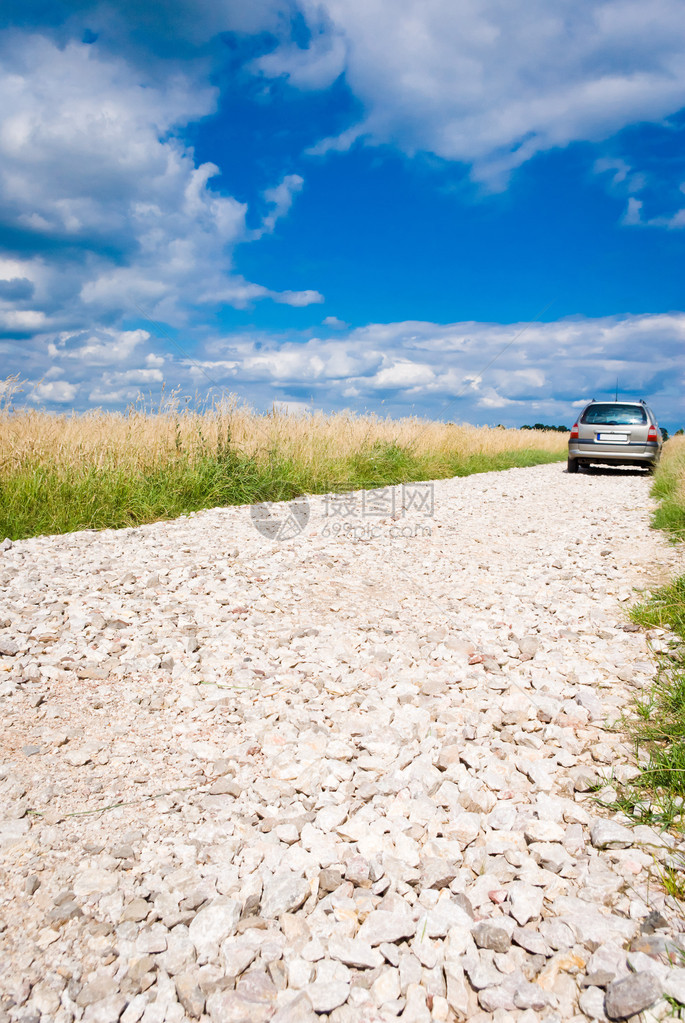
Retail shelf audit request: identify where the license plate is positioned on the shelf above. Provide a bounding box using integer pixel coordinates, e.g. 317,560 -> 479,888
597,433 -> 628,442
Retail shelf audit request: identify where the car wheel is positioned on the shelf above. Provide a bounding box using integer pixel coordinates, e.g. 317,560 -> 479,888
567,457 -> 578,474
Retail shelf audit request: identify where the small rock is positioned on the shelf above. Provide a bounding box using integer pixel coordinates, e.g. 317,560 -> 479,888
514,980 -> 553,1010
64,748 -> 92,767
82,995 -> 127,1023
518,636 -> 539,661
403,983 -> 432,1022
344,855 -> 371,887
641,910 -> 669,934
328,938 -> 383,970
399,952 -> 423,992
436,744 -> 461,770
528,841 -> 570,873
604,971 -> 662,1019
591,820 -> 634,850
25,875 -> 41,896
120,898 -> 149,923
209,777 -> 241,797
523,760 -> 555,791
379,943 -> 401,967
137,924 -> 168,955
170,972 -> 203,1018
579,985 -> 607,1020
524,819 -> 565,844
305,980 -> 350,1013
206,988 -> 273,1023
508,882 -> 544,926
73,868 -> 118,898
221,940 -> 258,979
448,812 -> 480,848
663,968 -> 685,1005
188,897 -> 241,961
76,976 -> 118,1007
111,844 -> 135,860
275,823 -> 300,845
261,873 -> 311,919
47,899 -> 82,926
271,993 -> 318,1023
585,942 -> 627,986
371,967 -> 401,1004
419,857 -> 458,890
570,764 -> 599,791
357,910 -> 416,946
472,919 -> 514,953
319,868 -> 343,893
512,926 -> 549,956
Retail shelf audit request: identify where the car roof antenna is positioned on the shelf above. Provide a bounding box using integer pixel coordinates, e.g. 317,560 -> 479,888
615,378 -> 618,402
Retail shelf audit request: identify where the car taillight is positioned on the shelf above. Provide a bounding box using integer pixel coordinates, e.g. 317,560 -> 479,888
647,425 -> 658,441
570,423 -> 579,439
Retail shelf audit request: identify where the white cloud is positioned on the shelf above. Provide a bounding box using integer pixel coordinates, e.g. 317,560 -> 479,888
254,30 -> 347,89
273,289 -> 325,307
107,368 -> 165,385
31,380 -> 78,403
619,191 -> 685,229
371,361 -> 435,389
621,197 -> 644,225
5,312 -> 683,425
53,329 -> 148,365
258,0 -> 685,186
0,31 -> 321,342
272,400 -> 313,415
0,309 -> 46,331
258,174 -> 305,236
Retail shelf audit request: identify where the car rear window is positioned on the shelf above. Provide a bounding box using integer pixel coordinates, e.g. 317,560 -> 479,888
581,404 -> 647,425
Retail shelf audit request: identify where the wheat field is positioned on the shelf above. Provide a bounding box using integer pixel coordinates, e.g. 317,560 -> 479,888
0,391 -> 567,474
0,382 -> 568,538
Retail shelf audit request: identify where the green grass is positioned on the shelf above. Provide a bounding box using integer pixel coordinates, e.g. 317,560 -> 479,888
0,441 -> 563,541
617,445 -> 685,835
650,447 -> 685,540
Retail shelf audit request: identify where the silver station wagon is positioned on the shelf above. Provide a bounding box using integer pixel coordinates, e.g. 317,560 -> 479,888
567,399 -> 662,474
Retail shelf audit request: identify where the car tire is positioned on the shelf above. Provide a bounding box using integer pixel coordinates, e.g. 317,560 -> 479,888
567,457 -> 578,474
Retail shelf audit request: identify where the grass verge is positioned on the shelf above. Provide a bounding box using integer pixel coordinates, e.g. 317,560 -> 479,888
616,438 -> 685,835
0,395 -> 567,539
0,443 -> 563,540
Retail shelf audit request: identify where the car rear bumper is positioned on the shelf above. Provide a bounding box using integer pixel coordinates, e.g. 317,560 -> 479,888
568,441 -> 660,464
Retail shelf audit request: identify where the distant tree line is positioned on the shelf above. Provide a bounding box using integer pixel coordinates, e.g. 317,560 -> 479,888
520,423 -> 569,432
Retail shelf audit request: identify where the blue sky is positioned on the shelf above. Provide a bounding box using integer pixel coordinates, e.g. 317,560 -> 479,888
0,0 -> 684,428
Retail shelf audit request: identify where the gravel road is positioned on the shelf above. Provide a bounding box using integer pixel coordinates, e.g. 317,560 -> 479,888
1,462 -> 684,1023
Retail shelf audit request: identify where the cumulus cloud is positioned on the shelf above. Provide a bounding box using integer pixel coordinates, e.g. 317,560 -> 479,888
0,30 -> 321,347
8,313 -> 683,427
257,0 -> 685,187
616,180 -> 685,228
31,380 -> 78,403
257,175 -> 305,237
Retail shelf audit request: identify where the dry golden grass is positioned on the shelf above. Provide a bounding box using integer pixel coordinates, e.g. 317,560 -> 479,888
0,390 -> 567,475
655,436 -> 685,532
661,435 -> 685,462
0,379 -> 568,538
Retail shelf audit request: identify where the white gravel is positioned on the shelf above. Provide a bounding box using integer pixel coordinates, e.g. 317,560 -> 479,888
0,462 -> 684,1023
